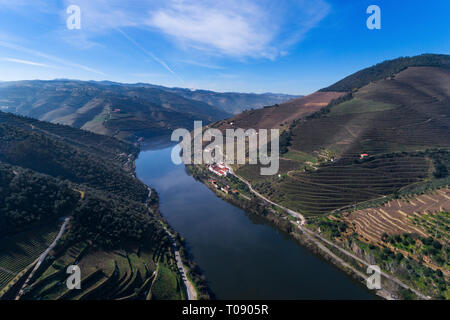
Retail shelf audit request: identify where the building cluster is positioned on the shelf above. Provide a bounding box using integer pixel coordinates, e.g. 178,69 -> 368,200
208,162 -> 230,177
210,180 -> 238,195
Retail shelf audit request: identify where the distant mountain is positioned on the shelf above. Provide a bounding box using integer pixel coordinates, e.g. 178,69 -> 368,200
145,85 -> 301,115
90,81 -> 300,114
0,80 -> 229,142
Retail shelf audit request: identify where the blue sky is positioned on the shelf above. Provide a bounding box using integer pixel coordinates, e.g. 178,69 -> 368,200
0,0 -> 449,94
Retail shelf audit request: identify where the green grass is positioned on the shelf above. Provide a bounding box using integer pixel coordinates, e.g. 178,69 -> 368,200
151,264 -> 181,300
328,98 -> 397,116
283,150 -> 317,163
236,159 -> 300,182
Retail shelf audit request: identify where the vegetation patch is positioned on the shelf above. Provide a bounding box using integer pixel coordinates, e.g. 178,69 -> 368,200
328,98 -> 397,116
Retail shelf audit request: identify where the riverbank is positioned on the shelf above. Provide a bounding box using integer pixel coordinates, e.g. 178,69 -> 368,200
186,164 -> 421,300
133,148 -> 211,300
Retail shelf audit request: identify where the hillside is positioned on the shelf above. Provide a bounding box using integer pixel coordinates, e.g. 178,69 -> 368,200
289,66 -> 450,158
212,91 -> 345,131
233,63 -> 450,214
196,54 -> 450,299
0,112 -> 206,300
208,56 -> 450,217
0,80 -> 229,142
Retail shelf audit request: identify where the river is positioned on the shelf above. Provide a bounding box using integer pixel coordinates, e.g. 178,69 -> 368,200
135,143 -> 375,299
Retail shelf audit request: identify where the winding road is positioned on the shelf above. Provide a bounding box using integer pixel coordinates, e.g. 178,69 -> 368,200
159,223 -> 198,300
15,217 -> 71,300
231,172 -> 429,300
233,172 -> 306,225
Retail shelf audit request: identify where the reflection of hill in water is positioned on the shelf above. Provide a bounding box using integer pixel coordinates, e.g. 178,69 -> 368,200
140,135 -> 176,151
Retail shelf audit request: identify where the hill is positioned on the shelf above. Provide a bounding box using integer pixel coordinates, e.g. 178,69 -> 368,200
320,54 -> 450,92
210,54 -> 450,132
0,112 -> 208,300
196,53 -> 450,299
232,63 -> 450,214
212,91 -> 345,131
0,80 -> 229,142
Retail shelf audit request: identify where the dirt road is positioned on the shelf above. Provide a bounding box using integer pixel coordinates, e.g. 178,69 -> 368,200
15,217 -> 71,300
160,223 -> 197,300
233,173 -> 306,225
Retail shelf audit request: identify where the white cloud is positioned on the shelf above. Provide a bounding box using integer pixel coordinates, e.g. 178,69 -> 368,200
178,59 -> 224,70
59,1 -> 179,81
116,28 -> 183,83
0,40 -> 104,75
61,0 -> 143,30
146,0 -> 330,59
2,0 -> 330,60
147,0 -> 274,58
1,57 -> 54,68
62,0 -> 329,59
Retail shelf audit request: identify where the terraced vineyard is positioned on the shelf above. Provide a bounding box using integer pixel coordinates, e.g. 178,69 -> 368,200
252,154 -> 431,215
344,188 -> 450,244
290,101 -> 449,158
151,263 -> 184,300
17,240 -> 184,300
302,185 -> 450,299
0,223 -> 59,290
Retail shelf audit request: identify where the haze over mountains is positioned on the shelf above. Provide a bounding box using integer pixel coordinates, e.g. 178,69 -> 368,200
142,84 -> 301,115
0,80 -> 298,142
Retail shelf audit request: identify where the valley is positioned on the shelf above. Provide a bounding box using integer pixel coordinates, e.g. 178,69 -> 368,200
0,80 -> 295,143
0,53 -> 449,301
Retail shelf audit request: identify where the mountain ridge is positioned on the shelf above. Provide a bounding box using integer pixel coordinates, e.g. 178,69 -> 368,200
0,79 -> 298,142
320,53 -> 450,92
